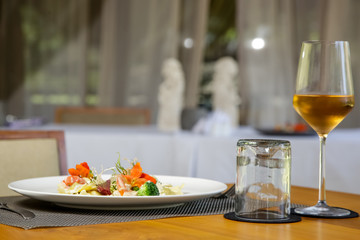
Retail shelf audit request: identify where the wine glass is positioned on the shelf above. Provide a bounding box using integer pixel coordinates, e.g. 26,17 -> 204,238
293,40 -> 355,217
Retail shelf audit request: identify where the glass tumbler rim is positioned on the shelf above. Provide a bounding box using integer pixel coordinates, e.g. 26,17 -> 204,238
302,40 -> 349,45
237,139 -> 290,147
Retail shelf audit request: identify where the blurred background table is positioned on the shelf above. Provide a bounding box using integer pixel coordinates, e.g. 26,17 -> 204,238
28,124 -> 360,195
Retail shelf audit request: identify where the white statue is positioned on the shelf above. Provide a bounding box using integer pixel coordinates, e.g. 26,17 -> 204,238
211,57 -> 241,127
157,58 -> 185,132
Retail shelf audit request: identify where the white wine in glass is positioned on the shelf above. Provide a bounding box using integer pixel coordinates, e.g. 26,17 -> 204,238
293,41 -> 354,217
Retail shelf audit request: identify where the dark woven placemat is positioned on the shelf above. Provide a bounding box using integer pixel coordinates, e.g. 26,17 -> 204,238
0,196 -> 307,230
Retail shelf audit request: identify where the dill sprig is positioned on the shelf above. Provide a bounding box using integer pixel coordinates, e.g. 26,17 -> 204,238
115,153 -> 127,175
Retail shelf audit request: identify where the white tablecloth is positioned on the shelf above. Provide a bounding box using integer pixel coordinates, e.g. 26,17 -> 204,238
35,124 -> 360,194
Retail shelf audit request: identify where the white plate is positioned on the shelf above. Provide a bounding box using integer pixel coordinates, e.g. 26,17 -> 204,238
8,175 -> 227,210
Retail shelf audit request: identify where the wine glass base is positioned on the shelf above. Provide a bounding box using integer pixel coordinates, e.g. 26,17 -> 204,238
294,203 -> 350,217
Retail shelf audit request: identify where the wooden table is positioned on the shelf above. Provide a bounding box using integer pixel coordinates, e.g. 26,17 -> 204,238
0,186 -> 359,240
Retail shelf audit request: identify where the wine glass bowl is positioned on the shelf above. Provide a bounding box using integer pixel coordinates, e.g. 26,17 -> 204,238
293,41 -> 354,217
293,94 -> 354,136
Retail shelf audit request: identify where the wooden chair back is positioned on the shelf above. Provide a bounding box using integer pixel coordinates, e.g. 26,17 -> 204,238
0,130 -> 67,196
54,107 -> 151,125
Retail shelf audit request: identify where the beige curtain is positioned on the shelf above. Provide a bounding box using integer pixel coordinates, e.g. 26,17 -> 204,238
236,0 -> 360,128
99,0 -> 181,114
0,0 -> 91,122
0,0 -> 209,124
179,0 -> 210,109
99,0 -> 209,121
0,0 -> 25,121
321,0 -> 360,127
2,0 -> 359,128
236,0 -> 297,129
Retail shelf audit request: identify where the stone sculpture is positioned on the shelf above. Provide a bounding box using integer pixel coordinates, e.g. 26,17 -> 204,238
157,58 -> 185,132
211,57 -> 241,127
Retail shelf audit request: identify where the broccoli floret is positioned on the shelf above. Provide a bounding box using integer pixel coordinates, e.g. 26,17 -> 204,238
137,181 -> 160,196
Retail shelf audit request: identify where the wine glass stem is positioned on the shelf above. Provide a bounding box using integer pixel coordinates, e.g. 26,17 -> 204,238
318,134 -> 327,205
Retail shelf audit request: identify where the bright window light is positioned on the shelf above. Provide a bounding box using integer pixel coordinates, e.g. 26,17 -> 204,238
184,38 -> 194,49
251,38 -> 265,50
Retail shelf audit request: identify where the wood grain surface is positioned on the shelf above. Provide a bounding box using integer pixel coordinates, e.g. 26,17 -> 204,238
0,185 -> 359,240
